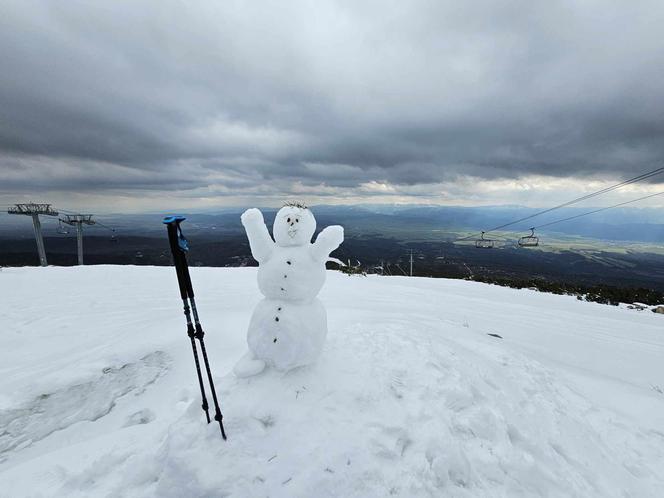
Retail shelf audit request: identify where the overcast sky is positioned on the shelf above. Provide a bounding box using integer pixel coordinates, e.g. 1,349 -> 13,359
1,0 -> 664,212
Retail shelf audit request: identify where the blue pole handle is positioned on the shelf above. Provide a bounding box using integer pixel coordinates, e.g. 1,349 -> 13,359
163,215 -> 189,252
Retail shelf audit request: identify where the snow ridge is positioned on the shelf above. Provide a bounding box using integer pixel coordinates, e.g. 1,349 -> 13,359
0,351 -> 170,462
139,323 -> 663,497
0,266 -> 662,497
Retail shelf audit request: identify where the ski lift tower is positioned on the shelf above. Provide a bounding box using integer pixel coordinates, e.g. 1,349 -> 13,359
60,214 -> 96,265
8,203 -> 59,266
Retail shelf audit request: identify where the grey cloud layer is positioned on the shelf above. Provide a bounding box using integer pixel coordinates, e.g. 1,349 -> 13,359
2,0 -> 664,196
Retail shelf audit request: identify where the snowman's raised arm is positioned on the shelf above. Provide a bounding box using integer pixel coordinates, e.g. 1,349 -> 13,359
241,208 -> 275,263
311,225 -> 344,262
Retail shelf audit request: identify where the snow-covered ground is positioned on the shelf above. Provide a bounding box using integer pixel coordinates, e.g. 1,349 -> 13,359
1,266 -> 663,497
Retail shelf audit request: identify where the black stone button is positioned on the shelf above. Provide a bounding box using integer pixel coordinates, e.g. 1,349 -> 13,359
273,338 -> 277,343
275,317 -> 279,322
278,307 -> 282,311
281,287 -> 285,291
284,275 -> 287,278
287,261 -> 292,265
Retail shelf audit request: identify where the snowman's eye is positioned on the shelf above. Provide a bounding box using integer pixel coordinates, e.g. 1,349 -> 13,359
296,219 -> 299,223
287,218 -> 291,222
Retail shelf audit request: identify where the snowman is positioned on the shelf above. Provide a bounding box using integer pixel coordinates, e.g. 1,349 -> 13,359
233,202 -> 344,377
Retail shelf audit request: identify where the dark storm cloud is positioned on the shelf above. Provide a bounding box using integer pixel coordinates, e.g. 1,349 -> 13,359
1,0 -> 664,197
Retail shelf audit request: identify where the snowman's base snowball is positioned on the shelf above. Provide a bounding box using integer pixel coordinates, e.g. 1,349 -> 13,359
232,352 -> 266,378
247,298 -> 327,372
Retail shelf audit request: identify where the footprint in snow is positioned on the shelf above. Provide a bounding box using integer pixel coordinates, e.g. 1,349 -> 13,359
123,408 -> 156,427
368,424 -> 412,459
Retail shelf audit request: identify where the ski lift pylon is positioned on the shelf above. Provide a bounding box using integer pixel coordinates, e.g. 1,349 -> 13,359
518,227 -> 539,247
475,231 -> 495,249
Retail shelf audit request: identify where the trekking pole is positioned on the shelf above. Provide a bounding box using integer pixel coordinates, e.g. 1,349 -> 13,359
171,220 -> 227,439
163,215 -> 227,438
189,296 -> 227,440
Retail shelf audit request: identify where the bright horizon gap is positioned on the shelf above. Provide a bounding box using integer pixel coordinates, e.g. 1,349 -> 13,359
2,174 -> 664,214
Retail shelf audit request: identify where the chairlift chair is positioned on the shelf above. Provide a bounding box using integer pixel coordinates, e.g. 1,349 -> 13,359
56,219 -> 70,235
475,231 -> 495,249
518,228 -> 539,247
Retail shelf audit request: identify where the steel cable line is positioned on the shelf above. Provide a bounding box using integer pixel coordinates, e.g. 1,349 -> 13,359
55,207 -> 80,214
484,167 -> 663,233
93,219 -> 118,240
531,191 -> 664,230
94,220 -> 116,232
453,166 -> 664,242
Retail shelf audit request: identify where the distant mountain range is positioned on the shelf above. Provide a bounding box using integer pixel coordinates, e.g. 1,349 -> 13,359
1,204 -> 663,243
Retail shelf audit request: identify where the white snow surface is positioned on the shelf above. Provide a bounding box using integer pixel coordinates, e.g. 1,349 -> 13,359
1,266 -> 663,497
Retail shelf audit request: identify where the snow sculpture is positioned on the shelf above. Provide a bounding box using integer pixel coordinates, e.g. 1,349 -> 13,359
234,203 -> 344,377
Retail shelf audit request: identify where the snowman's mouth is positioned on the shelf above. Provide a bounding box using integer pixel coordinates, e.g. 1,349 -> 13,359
287,227 -> 298,238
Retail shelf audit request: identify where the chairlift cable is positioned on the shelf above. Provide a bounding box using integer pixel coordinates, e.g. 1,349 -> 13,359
532,191 -> 664,230
484,166 -> 664,233
55,207 -> 79,214
453,166 -> 664,243
94,220 -> 116,233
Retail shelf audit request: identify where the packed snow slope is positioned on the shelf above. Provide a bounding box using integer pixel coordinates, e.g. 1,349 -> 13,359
1,266 -> 663,498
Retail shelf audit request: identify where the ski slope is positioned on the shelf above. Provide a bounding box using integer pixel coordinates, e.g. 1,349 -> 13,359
1,266 -> 663,497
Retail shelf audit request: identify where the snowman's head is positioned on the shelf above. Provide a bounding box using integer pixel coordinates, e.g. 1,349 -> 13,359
273,203 -> 316,246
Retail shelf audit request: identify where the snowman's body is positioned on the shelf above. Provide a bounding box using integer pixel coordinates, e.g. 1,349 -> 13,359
246,297 -> 327,371
234,205 -> 344,376
257,245 -> 326,301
